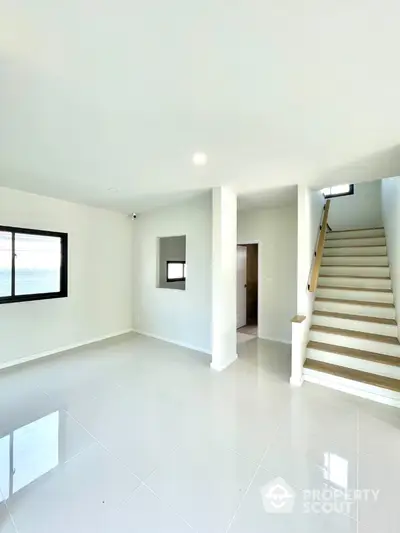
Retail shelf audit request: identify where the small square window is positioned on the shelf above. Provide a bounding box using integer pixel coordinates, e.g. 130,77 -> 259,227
167,261 -> 186,282
321,184 -> 354,199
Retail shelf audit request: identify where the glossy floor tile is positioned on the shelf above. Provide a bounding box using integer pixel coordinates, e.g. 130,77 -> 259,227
237,325 -> 258,336
0,333 -> 399,532
236,331 -> 254,344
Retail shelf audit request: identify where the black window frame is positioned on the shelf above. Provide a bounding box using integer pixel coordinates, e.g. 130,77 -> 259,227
166,261 -> 186,283
0,225 -> 68,305
322,184 -> 354,199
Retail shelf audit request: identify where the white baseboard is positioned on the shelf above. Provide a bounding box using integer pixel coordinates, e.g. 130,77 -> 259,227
259,335 -> 292,346
132,329 -> 211,355
0,329 -> 134,372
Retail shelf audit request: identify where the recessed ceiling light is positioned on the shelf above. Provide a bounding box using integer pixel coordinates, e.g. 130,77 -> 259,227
192,152 -> 208,166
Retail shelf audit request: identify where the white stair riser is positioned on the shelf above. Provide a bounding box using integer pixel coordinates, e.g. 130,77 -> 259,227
307,349 -> 400,379
325,237 -> 386,247
303,370 -> 400,407
312,314 -> 398,337
324,246 -> 387,256
319,276 -> 391,289
309,330 -> 400,356
320,266 -> 390,278
326,229 -> 385,239
322,256 -> 388,266
316,287 -> 394,304
314,300 -> 396,320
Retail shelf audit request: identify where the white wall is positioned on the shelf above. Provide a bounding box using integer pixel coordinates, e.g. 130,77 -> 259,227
381,177 -> 400,336
292,186 -> 325,384
237,204 -> 297,343
0,187 -> 134,367
297,187 -> 325,316
328,180 -> 382,230
133,193 -> 212,353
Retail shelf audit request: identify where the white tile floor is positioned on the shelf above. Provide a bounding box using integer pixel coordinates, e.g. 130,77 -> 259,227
0,333 -> 399,532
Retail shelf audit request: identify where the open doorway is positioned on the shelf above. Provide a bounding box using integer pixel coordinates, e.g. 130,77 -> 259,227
237,243 -> 259,341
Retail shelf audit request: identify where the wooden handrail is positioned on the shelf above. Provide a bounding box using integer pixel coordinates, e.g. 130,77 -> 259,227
308,199 -> 331,292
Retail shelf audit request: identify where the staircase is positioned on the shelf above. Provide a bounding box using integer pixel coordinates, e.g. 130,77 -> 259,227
303,227 -> 400,407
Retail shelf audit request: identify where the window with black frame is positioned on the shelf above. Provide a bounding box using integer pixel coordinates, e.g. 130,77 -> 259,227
0,226 -> 68,304
166,261 -> 186,282
321,184 -> 354,199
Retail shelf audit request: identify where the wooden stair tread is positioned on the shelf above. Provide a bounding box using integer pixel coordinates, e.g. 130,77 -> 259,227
322,255 -> 387,258
313,310 -> 396,325
318,285 -> 392,293
327,236 -> 385,241
304,359 -> 400,392
326,245 -> 386,249
329,227 -> 384,233
320,275 -> 390,279
311,324 -> 400,344
307,341 -> 400,366
321,265 -> 389,269
315,297 -> 395,309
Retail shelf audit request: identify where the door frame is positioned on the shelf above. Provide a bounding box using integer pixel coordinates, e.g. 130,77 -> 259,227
236,245 -> 247,329
236,240 -> 261,337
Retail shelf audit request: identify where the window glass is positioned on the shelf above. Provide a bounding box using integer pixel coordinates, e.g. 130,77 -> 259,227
0,231 -> 12,297
167,262 -> 185,280
321,184 -> 353,198
330,184 -> 350,195
15,233 -> 61,296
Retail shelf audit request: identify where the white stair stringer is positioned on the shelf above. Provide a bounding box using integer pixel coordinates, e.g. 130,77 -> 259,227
303,367 -> 400,408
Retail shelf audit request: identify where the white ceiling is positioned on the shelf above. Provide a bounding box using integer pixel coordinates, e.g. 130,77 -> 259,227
1,0 -> 400,213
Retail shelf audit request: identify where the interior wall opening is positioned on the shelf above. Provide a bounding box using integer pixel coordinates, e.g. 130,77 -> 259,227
236,243 -> 259,341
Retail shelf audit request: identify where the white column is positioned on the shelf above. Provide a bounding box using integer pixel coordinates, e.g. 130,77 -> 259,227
291,186 -> 312,385
290,317 -> 307,386
211,186 -> 238,371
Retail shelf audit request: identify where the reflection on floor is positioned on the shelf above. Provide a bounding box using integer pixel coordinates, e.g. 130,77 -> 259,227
1,411 -> 59,502
1,333 -> 399,532
237,325 -> 258,344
